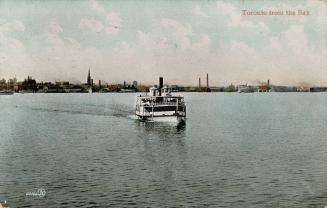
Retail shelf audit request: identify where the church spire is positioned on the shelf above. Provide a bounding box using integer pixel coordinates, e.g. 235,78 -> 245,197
87,67 -> 91,86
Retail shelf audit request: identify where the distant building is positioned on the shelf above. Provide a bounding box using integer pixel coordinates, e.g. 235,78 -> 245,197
44,84 -> 65,93
258,80 -> 270,92
297,86 -> 310,92
0,78 -> 6,90
55,81 -> 70,86
223,84 -> 237,92
237,84 -> 258,93
7,77 -> 17,91
170,85 -> 184,92
22,76 -> 37,92
310,87 -> 327,92
196,74 -> 211,92
64,85 -> 84,93
108,84 -> 121,92
87,67 -> 92,86
210,87 -> 224,92
184,86 -> 198,92
270,86 -> 297,92
120,88 -> 137,93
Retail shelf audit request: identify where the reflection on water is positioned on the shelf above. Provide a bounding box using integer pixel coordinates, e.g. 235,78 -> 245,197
134,121 -> 189,207
177,121 -> 186,132
136,120 -> 186,135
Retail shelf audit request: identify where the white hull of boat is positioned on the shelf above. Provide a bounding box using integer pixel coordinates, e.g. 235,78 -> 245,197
137,115 -> 185,123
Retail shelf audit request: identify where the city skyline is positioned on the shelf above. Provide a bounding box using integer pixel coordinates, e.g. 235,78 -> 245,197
0,0 -> 326,86
0,70 -> 320,88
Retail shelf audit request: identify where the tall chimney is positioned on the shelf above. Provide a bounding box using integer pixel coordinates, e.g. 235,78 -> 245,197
206,73 -> 209,89
199,77 -> 201,88
159,77 -> 163,96
87,67 -> 91,86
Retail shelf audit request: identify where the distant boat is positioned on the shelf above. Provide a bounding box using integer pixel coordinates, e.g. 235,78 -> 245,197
0,91 -> 14,95
238,85 -> 257,93
88,87 -> 92,94
135,77 -> 186,123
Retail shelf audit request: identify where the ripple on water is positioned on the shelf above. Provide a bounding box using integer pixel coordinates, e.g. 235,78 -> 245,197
2,93 -> 327,207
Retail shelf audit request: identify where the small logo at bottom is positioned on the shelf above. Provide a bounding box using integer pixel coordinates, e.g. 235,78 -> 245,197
0,200 -> 10,208
25,188 -> 46,198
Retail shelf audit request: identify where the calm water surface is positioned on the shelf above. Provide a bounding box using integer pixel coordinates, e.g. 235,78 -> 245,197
1,93 -> 327,207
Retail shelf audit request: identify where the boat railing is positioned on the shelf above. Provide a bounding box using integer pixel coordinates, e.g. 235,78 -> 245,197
141,101 -> 184,106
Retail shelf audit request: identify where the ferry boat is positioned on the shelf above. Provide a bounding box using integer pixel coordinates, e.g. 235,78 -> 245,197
135,77 -> 186,123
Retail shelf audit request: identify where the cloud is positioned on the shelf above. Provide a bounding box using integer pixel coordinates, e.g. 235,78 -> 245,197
33,16 -> 325,86
46,20 -> 65,50
0,0 -> 325,86
216,1 -> 254,29
161,18 -> 192,50
282,25 -> 308,52
0,20 -> 25,33
0,35 -> 25,52
90,0 -> 104,13
216,1 -> 271,35
307,0 -> 327,26
258,22 -> 270,34
269,37 -> 281,50
38,20 -> 87,81
79,18 -> 104,33
49,20 -> 63,34
191,5 -> 208,17
0,23 -> 32,79
83,1 -> 121,35
105,12 -> 121,34
12,20 -> 25,31
257,24 -> 327,85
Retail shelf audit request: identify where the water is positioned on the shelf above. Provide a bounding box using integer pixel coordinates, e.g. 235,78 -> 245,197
1,93 -> 327,207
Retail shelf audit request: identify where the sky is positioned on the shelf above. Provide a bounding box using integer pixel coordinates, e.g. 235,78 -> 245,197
0,0 -> 326,86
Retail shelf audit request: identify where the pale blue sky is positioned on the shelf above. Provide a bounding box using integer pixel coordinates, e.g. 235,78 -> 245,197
0,0 -> 326,85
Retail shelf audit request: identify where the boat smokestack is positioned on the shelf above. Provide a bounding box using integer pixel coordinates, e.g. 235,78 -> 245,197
159,77 -> 163,96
